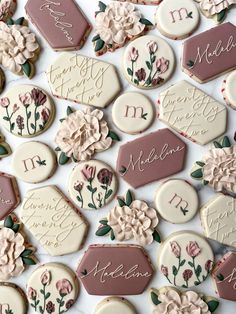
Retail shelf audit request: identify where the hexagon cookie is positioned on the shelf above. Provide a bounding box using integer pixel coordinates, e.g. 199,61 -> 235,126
76,245 -> 154,295
0,172 -> 20,220
25,0 -> 91,51
212,252 -> 236,301
46,53 -> 121,108
200,194 -> 236,248
20,185 -> 88,256
116,129 -> 187,188
158,81 -> 227,145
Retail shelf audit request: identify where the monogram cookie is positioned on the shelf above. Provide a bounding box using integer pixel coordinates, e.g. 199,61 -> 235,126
222,70 -> 236,110
94,297 -> 137,314
0,283 -> 28,314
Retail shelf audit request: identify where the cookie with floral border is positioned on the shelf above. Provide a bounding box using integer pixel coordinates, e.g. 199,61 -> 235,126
155,0 -> 200,40
0,0 -> 17,22
222,70 -> 236,110
155,179 -> 199,224
93,1 -> 153,56
55,106 -> 120,165
0,85 -> 55,138
190,135 -> 236,194
116,0 -> 161,4
0,17 -> 40,78
123,35 -> 175,89
94,297 -> 137,314
96,190 -> 161,245
68,160 -> 118,210
158,231 -> 214,288
0,213 -> 36,281
0,282 -> 28,314
150,286 -> 219,313
27,263 -> 79,314
12,141 -> 57,183
0,130 -> 11,159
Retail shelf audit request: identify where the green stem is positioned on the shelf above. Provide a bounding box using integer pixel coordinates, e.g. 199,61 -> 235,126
89,180 -> 97,209
34,298 -> 38,311
33,105 -> 38,134
144,52 -> 153,86
42,284 -> 46,313
103,184 -> 108,206
131,60 -> 134,82
78,190 -> 83,208
6,107 -> 13,133
185,279 -> 189,288
192,257 -> 201,284
165,275 -> 172,284
25,105 -> 31,135
58,295 -> 65,314
174,256 -> 182,286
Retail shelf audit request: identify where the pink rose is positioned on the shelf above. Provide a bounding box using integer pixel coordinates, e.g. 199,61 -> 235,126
161,265 -> 168,276
56,279 -> 73,296
146,40 -> 158,54
170,241 -> 181,258
41,107 -> 50,123
28,287 -> 37,300
205,259 -> 213,272
183,269 -> 193,281
81,165 -> 96,181
12,104 -> 19,113
40,270 -> 51,286
128,47 -> 139,62
156,57 -> 169,74
19,92 -> 32,106
0,97 -> 9,108
186,241 -> 201,257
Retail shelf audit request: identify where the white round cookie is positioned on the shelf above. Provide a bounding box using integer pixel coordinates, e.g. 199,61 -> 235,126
112,92 -> 154,134
223,70 -> 236,110
68,160 -> 118,210
155,179 -> 199,223
27,263 -> 79,314
12,141 -> 57,183
0,283 -> 27,314
94,297 -> 137,314
155,0 -> 200,40
123,35 -> 175,89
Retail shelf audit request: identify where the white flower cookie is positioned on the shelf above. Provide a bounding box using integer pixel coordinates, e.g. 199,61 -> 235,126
94,297 -> 137,314
0,282 -> 28,314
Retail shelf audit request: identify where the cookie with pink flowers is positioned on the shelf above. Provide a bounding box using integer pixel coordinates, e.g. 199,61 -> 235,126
0,282 -> 28,314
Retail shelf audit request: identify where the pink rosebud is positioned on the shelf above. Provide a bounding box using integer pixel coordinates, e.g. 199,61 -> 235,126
81,165 -> 96,181
12,104 -> 19,113
186,241 -> 201,257
0,97 -> 9,108
205,259 -> 213,272
74,182 -> 83,192
41,107 -> 50,123
128,47 -> 139,62
161,265 -> 168,276
40,270 -> 51,286
170,241 -> 181,258
156,57 -> 169,74
183,269 -> 193,281
19,92 -> 32,106
146,40 -> 158,54
56,279 -> 73,296
28,287 -> 37,300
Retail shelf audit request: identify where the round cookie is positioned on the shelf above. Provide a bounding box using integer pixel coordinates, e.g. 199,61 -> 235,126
158,231 -> 214,288
155,179 -> 199,224
12,141 -> 57,183
0,85 -> 55,138
155,0 -> 200,40
94,297 -> 137,314
112,92 -> 154,134
222,70 -> 236,110
27,263 -> 79,314
68,160 -> 118,210
123,35 -> 175,89
0,282 -> 28,314
0,0 -> 17,22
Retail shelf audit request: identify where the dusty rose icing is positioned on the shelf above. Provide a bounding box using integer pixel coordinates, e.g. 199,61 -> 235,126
0,227 -> 25,280
108,200 -> 158,245
200,0 -> 236,15
202,146 -> 236,193
55,108 -> 112,162
95,2 -> 145,45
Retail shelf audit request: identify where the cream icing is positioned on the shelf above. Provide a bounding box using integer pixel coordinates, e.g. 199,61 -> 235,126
0,283 -> 27,314
200,0 -> 236,16
94,297 -> 137,314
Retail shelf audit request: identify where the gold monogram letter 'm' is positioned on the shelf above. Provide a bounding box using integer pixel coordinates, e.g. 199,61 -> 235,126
22,155 -> 41,172
124,105 -> 144,118
170,8 -> 188,23
169,193 -> 188,210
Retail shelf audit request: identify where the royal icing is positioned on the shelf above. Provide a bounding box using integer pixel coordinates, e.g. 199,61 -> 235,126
0,283 -> 28,314
123,35 -> 175,89
117,129 -> 187,188
112,92 -> 154,134
158,231 -> 214,288
68,160 -> 117,210
94,297 -> 137,314
155,179 -> 199,224
0,0 -> 17,22
46,53 -> 121,108
155,0 -> 200,40
76,245 -> 154,295
20,186 -> 88,256
116,0 -> 161,4
222,70 -> 236,110
159,80 -> 227,145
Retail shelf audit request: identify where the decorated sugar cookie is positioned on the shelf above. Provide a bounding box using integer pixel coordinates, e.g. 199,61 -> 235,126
123,35 -> 175,89
0,17 -> 40,78
96,190 -> 161,245
20,185 -> 88,256
158,231 -> 214,288
116,0 -> 161,4
27,263 -> 79,314
0,85 -> 55,138
68,160 -> 118,210
150,286 -> 219,314
155,0 -> 200,40
222,70 -> 236,110
94,297 -> 137,314
0,131 -> 11,159
0,0 -> 17,22
0,283 -> 28,314
0,214 -> 36,280
190,136 -> 236,194
12,141 -> 57,183
112,92 -> 154,134
55,106 -> 120,165
155,179 -> 199,224
93,1 -> 153,56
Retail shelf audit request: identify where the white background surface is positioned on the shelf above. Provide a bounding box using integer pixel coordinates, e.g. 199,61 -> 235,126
2,0 -> 236,313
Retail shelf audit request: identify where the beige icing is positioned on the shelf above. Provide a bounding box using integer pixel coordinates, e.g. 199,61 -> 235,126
46,53 -> 121,108
0,284 -> 27,314
20,186 -> 88,256
200,0 -> 236,16
94,297 -> 137,314
224,70 -> 236,109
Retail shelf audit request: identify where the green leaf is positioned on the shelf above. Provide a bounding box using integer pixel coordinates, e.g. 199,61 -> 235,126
56,298 -> 61,304
191,168 -> 203,179
3,116 -> 10,121
22,257 -> 36,265
95,38 -> 105,52
99,219 -> 108,225
139,18 -> 153,26
92,34 -> 100,42
35,112 -> 40,121
22,61 -> 31,77
98,1 -> 107,11
213,141 -> 222,148
194,280 -> 201,286
196,265 -> 202,276
76,196 -> 82,202
87,185 -> 97,193
119,166 -> 127,174
4,215 -> 13,228
0,144 -> 8,155
196,161 -> 205,167
146,61 -> 151,70
172,265 -> 178,276
151,291 -> 161,305
153,230 -> 161,243
180,259 -> 186,266
207,300 -> 219,313
203,180 -> 209,186
145,77 -> 152,85
55,147 -> 61,151
96,225 -> 111,236
127,68 -> 133,76
59,152 -> 70,165
187,60 -> 194,68
216,273 -> 224,281
15,17 -> 24,25
222,136 -> 231,147
217,9 -> 226,22
12,224 -> 20,233
107,130 -> 120,141
110,229 -> 115,240
6,18 -> 14,25
66,106 -> 73,116
188,261 -> 194,267
45,292 -> 51,299
126,190 -> 133,206
30,123 -> 35,130
21,249 -> 33,257
117,197 -> 126,207
39,306 -> 43,314
88,203 -> 96,209
151,55 -> 156,63
134,79 -> 139,85
105,189 -> 113,199
27,112 -> 31,119
10,123 -> 15,131
81,269 -> 87,276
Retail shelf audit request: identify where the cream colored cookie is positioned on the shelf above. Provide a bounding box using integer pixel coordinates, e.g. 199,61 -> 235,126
12,141 -> 57,183
0,282 -> 28,314
94,297 -> 137,314
222,70 -> 236,110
